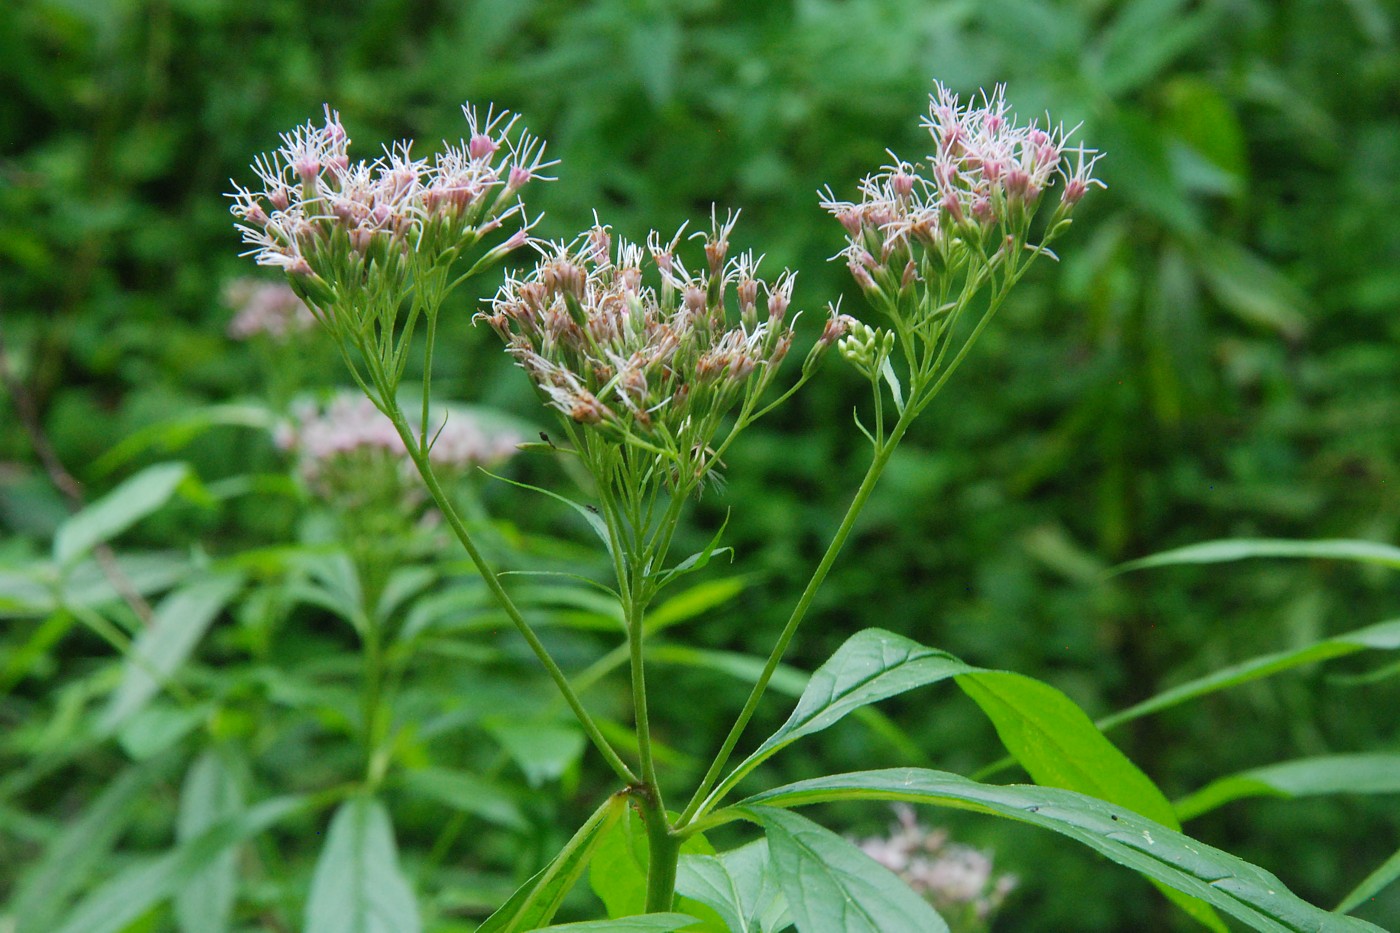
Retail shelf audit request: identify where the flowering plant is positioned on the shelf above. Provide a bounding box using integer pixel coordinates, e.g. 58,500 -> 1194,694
223,84 -> 1381,933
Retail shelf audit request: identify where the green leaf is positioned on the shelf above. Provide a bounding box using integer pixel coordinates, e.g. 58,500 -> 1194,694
589,806 -> 715,919
175,750 -> 245,933
740,769 -> 1384,933
753,806 -> 948,933
646,575 -> 751,634
402,767 -> 527,830
477,793 -> 627,933
117,701 -> 208,760
718,629 -> 973,799
654,512 -> 733,590
482,468 -> 616,560
956,671 -> 1224,930
533,915 -> 700,932
97,574 -> 242,735
52,796 -> 305,933
305,796 -> 420,933
9,765 -> 160,933
676,840 -> 791,933
957,671 -> 1178,827
53,462 -> 191,566
1175,754 -> 1400,821
1113,538 -> 1400,575
1098,619 -> 1400,731
482,717 -> 586,788
1337,845 -> 1400,914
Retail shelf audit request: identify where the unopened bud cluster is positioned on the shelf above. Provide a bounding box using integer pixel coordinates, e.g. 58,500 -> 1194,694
230,104 -> 553,325
482,212 -> 842,489
837,321 -> 896,379
821,81 -> 1104,317
854,806 -> 1018,932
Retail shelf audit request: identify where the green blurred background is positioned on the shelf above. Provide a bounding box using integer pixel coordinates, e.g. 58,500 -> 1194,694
3,0 -> 1399,929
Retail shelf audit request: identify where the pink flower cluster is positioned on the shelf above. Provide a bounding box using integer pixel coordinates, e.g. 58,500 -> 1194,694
276,393 -> 520,496
481,212 -> 838,451
224,278 -> 317,340
230,104 -> 553,283
855,805 -> 1018,926
821,82 -> 1103,297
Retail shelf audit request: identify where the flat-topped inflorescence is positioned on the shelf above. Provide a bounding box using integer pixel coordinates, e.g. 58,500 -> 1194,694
820,81 -> 1103,328
480,211 -> 848,493
230,104 -> 553,339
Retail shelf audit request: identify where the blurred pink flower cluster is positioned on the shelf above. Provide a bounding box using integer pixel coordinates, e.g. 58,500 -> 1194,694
276,393 -> 520,499
224,278 -> 316,340
230,104 -> 553,285
821,81 -> 1103,299
855,805 -> 1018,929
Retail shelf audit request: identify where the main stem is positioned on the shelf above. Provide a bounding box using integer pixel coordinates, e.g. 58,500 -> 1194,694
678,407 -> 916,825
388,409 -> 638,786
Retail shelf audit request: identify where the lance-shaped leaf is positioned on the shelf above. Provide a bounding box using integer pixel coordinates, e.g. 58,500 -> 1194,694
54,462 -> 191,566
98,574 -> 243,735
1113,538 -> 1400,575
1098,618 -> 1400,730
739,769 -> 1384,933
52,796 -> 306,933
676,839 -> 790,933
477,793 -> 627,933
176,750 -> 245,933
753,807 -> 948,933
304,796 -> 420,933
1176,754 -> 1400,821
713,629 -> 973,801
532,915 -> 700,932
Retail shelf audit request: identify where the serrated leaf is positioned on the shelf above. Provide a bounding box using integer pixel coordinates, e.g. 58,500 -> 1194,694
98,574 -> 242,735
54,462 -> 190,566
741,769 -> 1384,933
754,807 -> 948,933
304,796 -> 420,933
1176,754 -> 1400,821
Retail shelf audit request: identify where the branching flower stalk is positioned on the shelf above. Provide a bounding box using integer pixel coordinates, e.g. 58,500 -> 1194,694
678,81 -> 1104,827
234,81 -> 1103,919
232,104 -> 640,787
482,213 -> 846,909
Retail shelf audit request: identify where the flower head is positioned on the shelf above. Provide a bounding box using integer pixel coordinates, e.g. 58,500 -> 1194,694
482,211 -> 824,492
821,81 -> 1103,313
231,103 -> 552,316
854,806 -> 1018,930
278,392 -> 520,504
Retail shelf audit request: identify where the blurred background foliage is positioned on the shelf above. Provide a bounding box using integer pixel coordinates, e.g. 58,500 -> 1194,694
2,0 -> 1399,929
